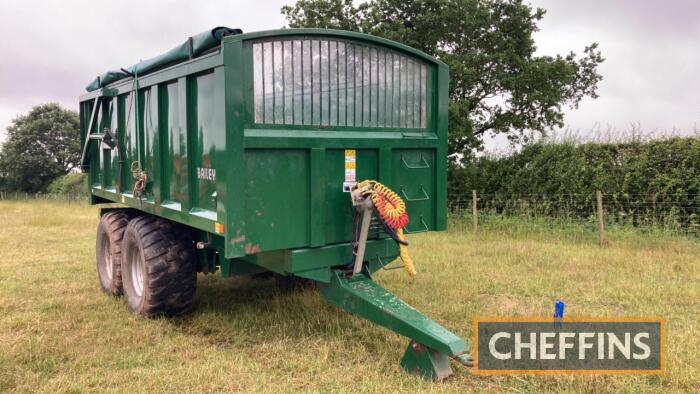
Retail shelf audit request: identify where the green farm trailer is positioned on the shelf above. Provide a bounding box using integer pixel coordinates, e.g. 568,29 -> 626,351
80,27 -> 471,380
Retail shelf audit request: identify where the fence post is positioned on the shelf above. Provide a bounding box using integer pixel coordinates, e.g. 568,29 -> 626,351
596,190 -> 608,245
472,190 -> 478,231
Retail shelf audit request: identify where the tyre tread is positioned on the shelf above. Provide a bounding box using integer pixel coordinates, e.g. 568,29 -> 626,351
123,216 -> 196,316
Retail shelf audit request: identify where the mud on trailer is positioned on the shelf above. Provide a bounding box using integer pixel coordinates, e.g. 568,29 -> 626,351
79,27 -> 472,380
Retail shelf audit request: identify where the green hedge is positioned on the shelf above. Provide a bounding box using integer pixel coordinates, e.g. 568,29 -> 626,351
452,137 -> 700,197
46,173 -> 88,197
449,137 -> 700,228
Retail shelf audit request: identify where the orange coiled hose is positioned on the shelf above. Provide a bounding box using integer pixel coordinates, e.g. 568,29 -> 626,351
356,180 -> 416,277
395,228 -> 416,277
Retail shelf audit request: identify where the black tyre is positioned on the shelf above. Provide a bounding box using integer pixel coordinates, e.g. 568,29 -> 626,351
121,215 -> 197,316
96,210 -> 138,296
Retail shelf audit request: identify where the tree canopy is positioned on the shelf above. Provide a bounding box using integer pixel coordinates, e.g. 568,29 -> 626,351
0,103 -> 80,193
281,0 -> 604,159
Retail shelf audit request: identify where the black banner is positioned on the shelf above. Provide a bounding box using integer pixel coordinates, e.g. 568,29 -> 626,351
475,319 -> 663,373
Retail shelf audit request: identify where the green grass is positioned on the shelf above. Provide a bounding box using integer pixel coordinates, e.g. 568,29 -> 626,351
0,200 -> 698,393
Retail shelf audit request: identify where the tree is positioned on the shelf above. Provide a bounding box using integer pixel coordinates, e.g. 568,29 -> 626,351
0,103 -> 80,193
281,0 -> 604,159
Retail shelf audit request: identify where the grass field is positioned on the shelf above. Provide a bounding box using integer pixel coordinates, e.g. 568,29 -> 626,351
0,200 -> 698,393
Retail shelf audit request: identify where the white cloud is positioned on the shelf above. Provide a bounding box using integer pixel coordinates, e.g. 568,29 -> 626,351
529,0 -> 700,138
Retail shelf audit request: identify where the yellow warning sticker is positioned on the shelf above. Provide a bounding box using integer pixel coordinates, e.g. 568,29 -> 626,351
344,149 -> 357,191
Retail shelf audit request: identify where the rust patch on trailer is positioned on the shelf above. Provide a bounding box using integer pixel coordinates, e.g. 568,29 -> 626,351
231,235 -> 246,245
244,243 -> 261,254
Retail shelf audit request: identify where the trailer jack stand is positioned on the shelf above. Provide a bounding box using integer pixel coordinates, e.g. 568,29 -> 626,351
400,341 -> 475,381
318,269 -> 473,381
401,340 -> 452,381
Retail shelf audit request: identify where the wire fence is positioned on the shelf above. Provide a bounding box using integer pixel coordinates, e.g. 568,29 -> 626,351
0,191 -> 88,204
3,190 -> 700,236
449,191 -> 700,236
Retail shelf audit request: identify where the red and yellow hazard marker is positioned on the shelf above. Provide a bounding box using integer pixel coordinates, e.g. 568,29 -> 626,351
356,180 -> 416,277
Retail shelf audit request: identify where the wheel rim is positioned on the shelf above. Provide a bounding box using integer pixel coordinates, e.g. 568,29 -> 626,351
130,249 -> 145,297
102,236 -> 113,281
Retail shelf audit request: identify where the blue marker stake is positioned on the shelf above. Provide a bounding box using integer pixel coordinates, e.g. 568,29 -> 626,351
554,300 -> 565,318
554,300 -> 565,329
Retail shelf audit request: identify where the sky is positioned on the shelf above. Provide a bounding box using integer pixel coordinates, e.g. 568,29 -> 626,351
0,0 -> 698,151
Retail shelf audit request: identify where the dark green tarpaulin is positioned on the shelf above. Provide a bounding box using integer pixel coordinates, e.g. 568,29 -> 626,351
85,26 -> 241,92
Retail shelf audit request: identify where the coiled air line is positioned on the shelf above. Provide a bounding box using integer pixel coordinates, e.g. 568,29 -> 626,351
351,180 -> 416,277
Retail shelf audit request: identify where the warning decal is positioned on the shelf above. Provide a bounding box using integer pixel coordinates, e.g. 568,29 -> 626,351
343,149 -> 356,192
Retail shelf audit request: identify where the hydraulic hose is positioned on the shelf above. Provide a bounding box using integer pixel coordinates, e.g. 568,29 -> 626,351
356,180 -> 416,277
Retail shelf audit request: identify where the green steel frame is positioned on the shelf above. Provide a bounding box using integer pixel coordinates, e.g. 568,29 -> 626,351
80,29 -> 447,267
80,29 -> 466,380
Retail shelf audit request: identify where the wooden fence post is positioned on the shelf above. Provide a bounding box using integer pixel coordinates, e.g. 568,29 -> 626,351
596,190 -> 608,245
472,190 -> 478,231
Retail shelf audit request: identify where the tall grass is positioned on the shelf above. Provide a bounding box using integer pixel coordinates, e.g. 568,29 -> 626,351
1,200 -> 698,392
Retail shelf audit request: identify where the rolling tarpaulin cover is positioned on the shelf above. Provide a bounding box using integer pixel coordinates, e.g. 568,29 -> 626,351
85,26 -> 242,92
